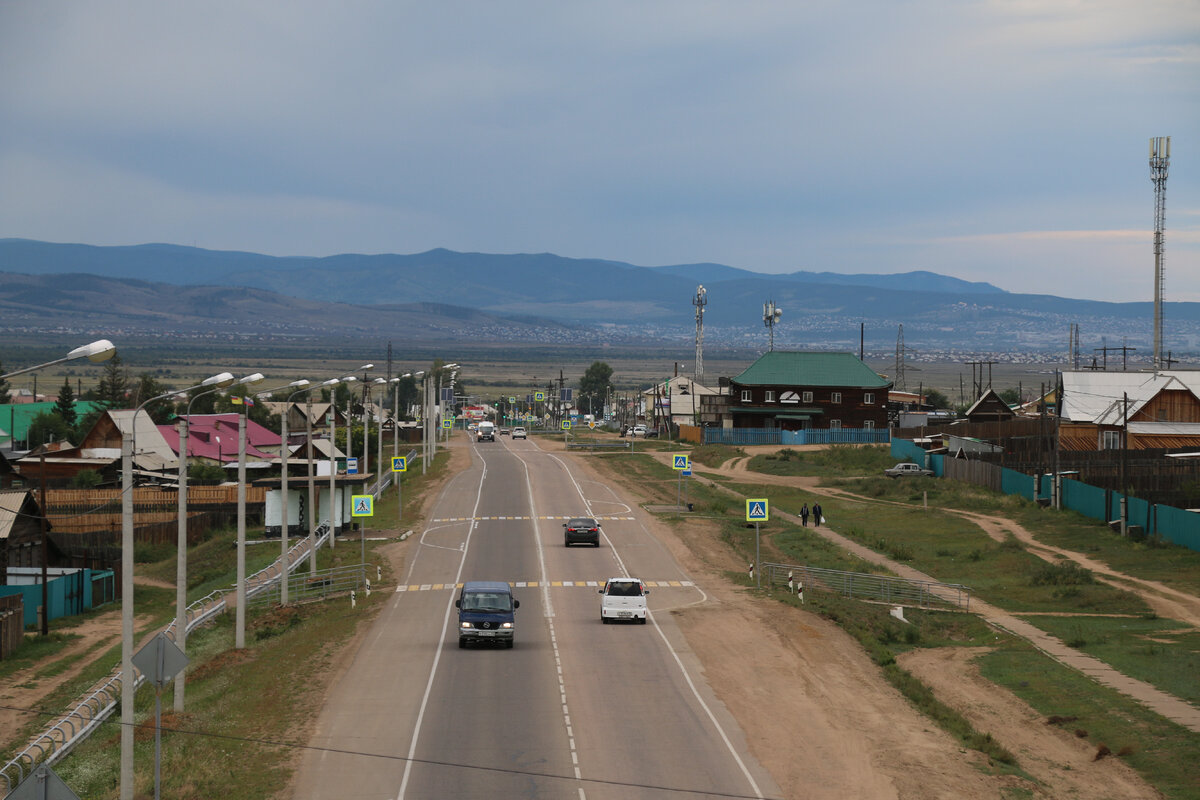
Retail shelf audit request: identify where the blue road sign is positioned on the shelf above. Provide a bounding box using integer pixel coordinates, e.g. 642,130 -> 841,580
346,457 -> 358,475
672,454 -> 690,470
351,495 -> 374,517
681,468 -> 692,477
745,498 -> 769,522
392,456 -> 407,472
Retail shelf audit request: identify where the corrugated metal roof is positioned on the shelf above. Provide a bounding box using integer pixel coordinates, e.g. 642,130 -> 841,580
732,352 -> 890,389
1060,370 -> 1200,424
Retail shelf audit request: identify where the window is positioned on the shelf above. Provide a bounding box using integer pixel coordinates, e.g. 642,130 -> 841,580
831,392 -> 842,404
864,393 -> 874,405
863,420 -> 875,430
741,390 -> 751,402
765,390 -> 776,402
802,391 -> 813,403
829,420 -> 842,430
1100,430 -> 1122,450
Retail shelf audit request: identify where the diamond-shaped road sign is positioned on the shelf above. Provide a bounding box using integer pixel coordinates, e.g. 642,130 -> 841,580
132,632 -> 189,690
746,498 -> 769,522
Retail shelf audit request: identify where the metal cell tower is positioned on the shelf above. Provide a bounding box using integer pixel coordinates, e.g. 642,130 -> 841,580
1151,136 -> 1171,369
763,299 -> 782,351
693,285 -> 707,380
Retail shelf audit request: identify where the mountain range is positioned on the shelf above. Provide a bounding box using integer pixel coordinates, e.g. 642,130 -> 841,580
1,238 -> 1194,356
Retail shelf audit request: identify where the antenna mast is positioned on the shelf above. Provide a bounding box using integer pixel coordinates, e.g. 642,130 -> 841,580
763,300 -> 782,351
895,324 -> 907,392
1150,136 -> 1171,370
693,285 -> 707,380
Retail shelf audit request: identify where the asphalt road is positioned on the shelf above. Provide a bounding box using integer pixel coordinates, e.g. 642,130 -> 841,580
291,434 -> 780,800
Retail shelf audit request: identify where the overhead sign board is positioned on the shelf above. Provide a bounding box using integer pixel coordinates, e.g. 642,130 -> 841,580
746,498 -> 769,522
351,495 -> 374,517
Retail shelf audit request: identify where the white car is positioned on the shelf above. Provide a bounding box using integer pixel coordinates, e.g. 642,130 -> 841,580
599,577 -> 649,624
512,427 -> 527,439
631,425 -> 647,437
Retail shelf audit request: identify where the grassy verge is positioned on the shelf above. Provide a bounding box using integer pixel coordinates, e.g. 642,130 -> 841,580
748,444 -> 894,477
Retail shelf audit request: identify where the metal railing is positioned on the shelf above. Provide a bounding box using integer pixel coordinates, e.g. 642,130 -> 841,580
760,562 -> 971,611
1,522 -> 332,795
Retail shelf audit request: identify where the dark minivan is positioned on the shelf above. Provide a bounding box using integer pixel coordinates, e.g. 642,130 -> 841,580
456,580 -> 519,648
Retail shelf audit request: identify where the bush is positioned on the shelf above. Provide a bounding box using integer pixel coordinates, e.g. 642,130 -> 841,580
1030,561 -> 1095,587
70,469 -> 102,488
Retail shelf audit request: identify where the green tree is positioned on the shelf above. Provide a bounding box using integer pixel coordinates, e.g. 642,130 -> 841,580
73,407 -> 103,443
579,362 -> 614,415
133,373 -> 174,423
27,411 -> 71,448
394,375 -> 419,421
923,389 -> 951,409
70,469 -> 103,489
54,378 -> 78,429
998,387 -> 1021,406
96,354 -> 131,409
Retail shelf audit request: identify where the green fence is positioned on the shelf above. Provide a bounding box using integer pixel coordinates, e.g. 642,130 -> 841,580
894,441 -> 1200,553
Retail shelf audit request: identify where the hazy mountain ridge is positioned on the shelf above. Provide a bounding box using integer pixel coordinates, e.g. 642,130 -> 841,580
1,239 -> 1194,354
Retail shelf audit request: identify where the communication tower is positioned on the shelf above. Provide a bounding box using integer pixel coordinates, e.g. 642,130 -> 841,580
1150,136 -> 1171,370
763,300 -> 782,351
693,285 -> 707,380
895,324 -> 907,392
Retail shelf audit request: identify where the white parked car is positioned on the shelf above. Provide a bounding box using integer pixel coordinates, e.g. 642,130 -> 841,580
631,425 -> 647,437
512,427 -> 527,439
599,577 -> 649,624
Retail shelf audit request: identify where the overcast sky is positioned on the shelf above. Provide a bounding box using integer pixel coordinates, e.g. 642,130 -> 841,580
1,1 -> 1197,302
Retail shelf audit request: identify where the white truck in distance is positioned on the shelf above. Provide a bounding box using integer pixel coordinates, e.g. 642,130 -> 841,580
476,421 -> 495,441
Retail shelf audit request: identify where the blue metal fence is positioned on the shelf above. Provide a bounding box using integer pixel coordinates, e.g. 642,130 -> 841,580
781,429 -> 891,446
702,428 -> 782,445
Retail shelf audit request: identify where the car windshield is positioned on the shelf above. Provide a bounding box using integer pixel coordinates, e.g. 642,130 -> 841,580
462,592 -> 513,612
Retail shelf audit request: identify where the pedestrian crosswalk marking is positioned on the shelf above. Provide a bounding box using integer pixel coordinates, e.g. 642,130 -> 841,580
395,579 -> 695,593
431,515 -> 636,523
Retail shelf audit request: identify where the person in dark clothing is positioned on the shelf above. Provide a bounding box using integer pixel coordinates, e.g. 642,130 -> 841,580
800,503 -> 809,526
812,502 -> 822,527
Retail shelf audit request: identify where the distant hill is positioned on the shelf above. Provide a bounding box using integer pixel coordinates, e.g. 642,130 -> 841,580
0,238 -> 1194,355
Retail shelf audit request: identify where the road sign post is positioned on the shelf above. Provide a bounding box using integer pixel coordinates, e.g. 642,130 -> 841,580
391,456 -> 407,527
746,499 -> 769,588
672,455 -> 690,510
132,633 -> 188,800
352,494 -> 374,572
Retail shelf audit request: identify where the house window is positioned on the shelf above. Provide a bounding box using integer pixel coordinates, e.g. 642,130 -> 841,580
829,419 -> 842,429
863,419 -> 875,430
864,392 -> 874,405
1100,430 -> 1122,450
831,392 -> 842,404
741,390 -> 751,402
765,390 -> 776,402
802,391 -> 813,403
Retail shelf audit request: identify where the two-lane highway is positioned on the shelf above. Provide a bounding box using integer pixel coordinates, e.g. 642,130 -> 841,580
292,433 -> 780,799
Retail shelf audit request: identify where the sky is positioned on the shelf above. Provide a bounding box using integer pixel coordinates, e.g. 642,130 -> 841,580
1,1 -> 1197,302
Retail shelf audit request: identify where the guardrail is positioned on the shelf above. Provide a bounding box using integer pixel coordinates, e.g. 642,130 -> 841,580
366,448 -> 419,497
760,562 -> 971,611
1,522 -> 332,796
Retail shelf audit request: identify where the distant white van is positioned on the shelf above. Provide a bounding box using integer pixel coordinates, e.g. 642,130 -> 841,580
476,421 -> 495,442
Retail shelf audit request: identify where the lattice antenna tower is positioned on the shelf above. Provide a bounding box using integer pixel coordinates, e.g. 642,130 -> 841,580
763,299 -> 782,351
895,324 -> 907,392
693,285 -> 707,380
1150,136 -> 1171,370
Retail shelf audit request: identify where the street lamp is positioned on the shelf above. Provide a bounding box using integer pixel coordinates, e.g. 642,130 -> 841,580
121,371 -> 233,800
329,375 -> 359,550
367,377 -> 386,483
0,338 -> 116,380
231,374 -> 267,651
174,371 -> 263,711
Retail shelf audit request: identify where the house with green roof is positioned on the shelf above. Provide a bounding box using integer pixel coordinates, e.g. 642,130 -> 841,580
728,351 -> 891,431
0,402 -> 105,450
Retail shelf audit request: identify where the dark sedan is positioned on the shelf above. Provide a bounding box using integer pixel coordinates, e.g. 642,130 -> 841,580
563,517 -> 601,547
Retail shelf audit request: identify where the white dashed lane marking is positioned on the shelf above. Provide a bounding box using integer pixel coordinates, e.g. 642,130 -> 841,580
395,580 -> 693,593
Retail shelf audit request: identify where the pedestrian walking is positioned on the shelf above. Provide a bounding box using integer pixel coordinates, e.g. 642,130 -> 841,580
800,503 -> 809,527
813,502 -> 822,527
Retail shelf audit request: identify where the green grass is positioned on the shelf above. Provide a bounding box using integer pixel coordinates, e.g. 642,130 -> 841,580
688,444 -> 745,468
1019,615 -> 1200,705
749,444 -> 894,477
979,639 -> 1200,800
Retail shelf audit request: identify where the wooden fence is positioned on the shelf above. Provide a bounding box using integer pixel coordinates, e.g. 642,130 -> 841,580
0,595 -> 23,660
45,485 -> 265,538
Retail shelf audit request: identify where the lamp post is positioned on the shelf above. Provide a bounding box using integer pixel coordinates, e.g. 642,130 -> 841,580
253,379 -> 311,611
233,374 -> 267,650
369,377 -> 386,488
174,372 -> 262,711
121,371 -> 233,800
290,379 -> 336,572
329,375 -> 358,549
2,339 -> 117,639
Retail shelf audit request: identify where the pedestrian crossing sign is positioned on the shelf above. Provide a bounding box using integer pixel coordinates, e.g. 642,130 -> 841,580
561,420 -> 572,430
392,456 -> 407,472
535,391 -> 546,402
672,454 -> 689,470
352,495 -> 374,517
508,396 -> 516,403
441,419 -> 452,429
746,499 -> 769,522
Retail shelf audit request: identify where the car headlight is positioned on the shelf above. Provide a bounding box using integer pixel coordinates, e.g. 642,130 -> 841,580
460,622 -> 472,629
501,622 -> 513,629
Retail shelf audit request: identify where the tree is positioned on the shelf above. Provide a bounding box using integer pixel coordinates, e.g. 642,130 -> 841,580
923,389 -> 951,410
54,378 -> 78,429
0,360 -> 10,404
27,411 -> 71,448
998,387 -> 1021,406
133,373 -> 174,423
579,362 -> 614,415
96,354 -> 131,409
73,407 -> 103,444
70,469 -> 102,489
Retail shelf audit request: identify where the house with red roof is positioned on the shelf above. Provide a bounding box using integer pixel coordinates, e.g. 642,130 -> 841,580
158,413 -> 283,467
